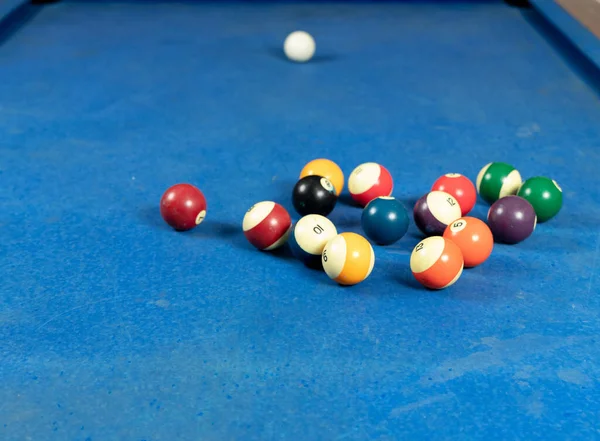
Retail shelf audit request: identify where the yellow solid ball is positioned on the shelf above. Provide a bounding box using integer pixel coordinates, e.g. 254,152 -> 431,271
299,158 -> 344,196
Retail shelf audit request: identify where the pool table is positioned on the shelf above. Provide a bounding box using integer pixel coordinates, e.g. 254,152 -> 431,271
1,1 -> 599,440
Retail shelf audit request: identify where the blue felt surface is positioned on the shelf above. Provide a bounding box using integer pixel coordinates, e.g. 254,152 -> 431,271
1,1 -> 600,440
531,0 -> 600,71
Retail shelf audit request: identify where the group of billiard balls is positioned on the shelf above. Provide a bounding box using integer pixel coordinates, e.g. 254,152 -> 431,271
159,159 -> 563,289
411,161 -> 562,289
242,160 -> 393,286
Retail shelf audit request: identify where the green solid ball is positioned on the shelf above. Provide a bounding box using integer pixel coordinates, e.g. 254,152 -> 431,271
476,162 -> 522,204
517,176 -> 563,222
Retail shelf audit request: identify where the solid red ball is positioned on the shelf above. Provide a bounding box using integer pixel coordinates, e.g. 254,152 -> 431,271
431,173 -> 477,216
160,183 -> 207,231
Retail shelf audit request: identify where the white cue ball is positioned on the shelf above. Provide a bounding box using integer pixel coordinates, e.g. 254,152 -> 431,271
283,31 -> 315,63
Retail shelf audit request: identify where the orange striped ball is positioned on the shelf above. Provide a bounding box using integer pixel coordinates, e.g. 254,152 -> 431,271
410,236 -> 464,289
322,232 -> 375,285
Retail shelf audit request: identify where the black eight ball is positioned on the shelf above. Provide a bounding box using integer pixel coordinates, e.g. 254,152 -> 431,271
292,175 -> 337,217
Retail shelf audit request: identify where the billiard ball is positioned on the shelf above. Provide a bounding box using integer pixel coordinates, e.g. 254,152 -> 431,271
431,173 -> 477,216
413,191 -> 462,236
300,158 -> 345,196
289,214 -> 337,266
517,176 -> 563,222
292,175 -> 337,217
361,196 -> 409,245
443,217 -> 493,267
322,232 -> 375,285
476,162 -> 522,204
283,30 -> 315,62
487,195 -> 537,244
160,183 -> 207,231
348,162 -> 393,207
243,201 -> 292,250
410,236 -> 464,289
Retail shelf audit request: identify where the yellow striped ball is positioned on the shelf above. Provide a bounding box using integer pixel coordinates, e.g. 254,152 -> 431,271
322,232 -> 375,285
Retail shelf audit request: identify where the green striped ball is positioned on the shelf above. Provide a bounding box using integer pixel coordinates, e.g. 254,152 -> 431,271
476,162 -> 522,204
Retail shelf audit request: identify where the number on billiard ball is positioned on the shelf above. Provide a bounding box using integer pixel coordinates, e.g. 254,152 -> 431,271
410,236 -> 464,289
299,158 -> 345,196
160,183 -> 207,231
288,214 -> 338,267
443,216 -> 493,267
322,232 -> 375,286
413,191 -> 462,236
431,173 -> 477,216
292,175 -> 338,217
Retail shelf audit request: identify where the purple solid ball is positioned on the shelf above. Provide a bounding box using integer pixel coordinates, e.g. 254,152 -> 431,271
487,196 -> 537,244
413,194 -> 446,236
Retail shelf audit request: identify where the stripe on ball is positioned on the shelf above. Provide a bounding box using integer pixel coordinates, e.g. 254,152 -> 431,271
243,201 -> 292,250
410,236 -> 464,289
428,191 -> 463,225
243,201 -> 275,231
413,191 -> 462,236
476,162 -> 522,204
322,232 -> 375,285
348,162 -> 382,194
409,236 -> 445,273
291,214 -> 337,256
348,162 -> 394,206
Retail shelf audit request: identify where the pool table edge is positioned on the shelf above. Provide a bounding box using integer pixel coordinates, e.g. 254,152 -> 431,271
0,0 -> 29,19
530,0 -> 600,70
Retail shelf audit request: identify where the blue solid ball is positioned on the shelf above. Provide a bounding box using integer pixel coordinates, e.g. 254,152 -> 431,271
361,196 -> 409,245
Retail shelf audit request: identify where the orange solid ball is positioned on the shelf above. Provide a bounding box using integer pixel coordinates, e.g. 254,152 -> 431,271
300,158 -> 344,196
443,216 -> 493,267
